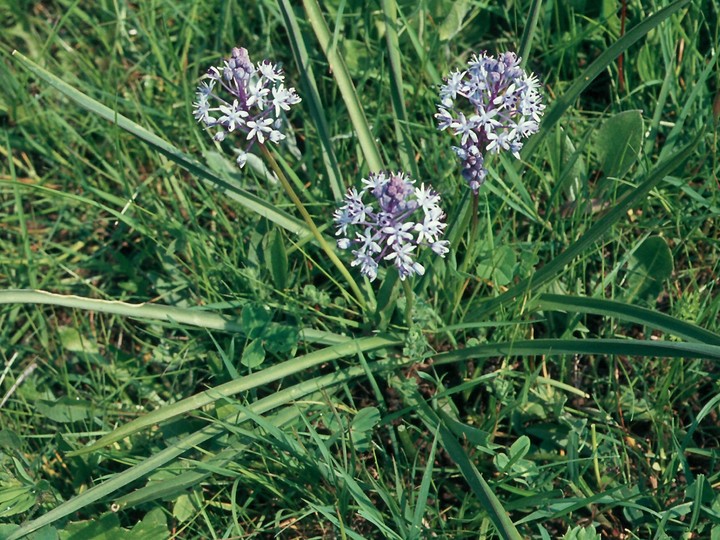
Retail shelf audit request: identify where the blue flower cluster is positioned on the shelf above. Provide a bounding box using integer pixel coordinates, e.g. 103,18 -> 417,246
193,47 -> 301,168
435,51 -> 545,193
334,172 -> 450,281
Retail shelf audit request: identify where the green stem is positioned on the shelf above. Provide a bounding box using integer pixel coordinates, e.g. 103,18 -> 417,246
402,278 -> 414,324
260,145 -> 366,309
452,192 -> 480,314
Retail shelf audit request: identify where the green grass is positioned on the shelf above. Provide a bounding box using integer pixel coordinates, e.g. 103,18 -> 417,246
1,0 -> 720,538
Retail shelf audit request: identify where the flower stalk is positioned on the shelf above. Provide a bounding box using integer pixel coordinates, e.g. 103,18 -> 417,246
261,146 -> 367,309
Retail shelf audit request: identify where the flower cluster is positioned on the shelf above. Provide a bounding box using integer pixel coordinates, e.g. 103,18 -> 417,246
435,51 -> 545,192
193,47 -> 301,168
334,171 -> 450,281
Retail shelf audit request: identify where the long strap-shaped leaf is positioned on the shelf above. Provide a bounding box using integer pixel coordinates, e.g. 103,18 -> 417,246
0,289 -> 349,345
302,0 -> 384,172
432,339 -> 720,365
67,334 -> 401,456
523,0 -> 690,157
468,132 -> 700,320
6,354 -> 412,540
11,50 -> 309,237
381,0 -> 419,178
277,0 -> 345,201
400,385 -> 523,540
532,294 -> 720,346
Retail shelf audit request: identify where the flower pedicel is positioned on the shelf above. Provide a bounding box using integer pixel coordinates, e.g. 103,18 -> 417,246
193,47 -> 301,168
334,171 -> 450,281
435,51 -> 545,193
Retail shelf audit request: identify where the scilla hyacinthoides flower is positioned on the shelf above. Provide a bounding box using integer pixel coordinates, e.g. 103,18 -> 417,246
193,47 -> 301,168
334,171 -> 450,281
435,51 -> 545,192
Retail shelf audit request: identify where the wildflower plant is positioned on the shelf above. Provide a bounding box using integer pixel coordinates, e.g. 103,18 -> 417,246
193,47 -> 301,168
435,51 -> 545,192
334,171 -> 450,281
8,3 -> 712,539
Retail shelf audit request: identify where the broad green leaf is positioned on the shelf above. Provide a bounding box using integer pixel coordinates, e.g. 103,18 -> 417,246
262,323 -> 299,354
0,486 -> 35,518
438,0 -> 471,41
172,494 -> 195,523
265,229 -> 288,290
0,430 -> 23,451
58,327 -> 98,353
241,339 -> 265,369
626,236 -> 673,301
241,304 -> 272,338
36,398 -> 91,423
562,524 -> 601,540
350,407 -> 381,451
595,110 -> 644,179
476,245 -> 517,286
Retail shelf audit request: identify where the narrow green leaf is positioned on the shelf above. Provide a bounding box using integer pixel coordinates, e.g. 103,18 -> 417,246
381,0 -> 418,177
277,0 -> 346,200
438,0 -> 471,42
410,427 -> 439,537
518,0 -> 544,67
302,0 -> 384,172
432,339 -> 720,366
11,50 -> 310,237
7,355 -> 412,539
0,289 -> 345,345
67,335 -> 400,455
470,133 -> 699,319
524,0 -> 690,157
532,294 -> 720,346
399,383 -> 523,540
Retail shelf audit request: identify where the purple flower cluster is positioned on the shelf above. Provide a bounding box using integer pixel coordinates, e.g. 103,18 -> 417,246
334,172 -> 450,281
435,51 -> 545,192
193,47 -> 301,168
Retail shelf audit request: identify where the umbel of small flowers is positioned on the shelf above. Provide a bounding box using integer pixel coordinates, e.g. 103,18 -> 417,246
334,171 -> 450,281
435,51 -> 545,193
193,47 -> 301,168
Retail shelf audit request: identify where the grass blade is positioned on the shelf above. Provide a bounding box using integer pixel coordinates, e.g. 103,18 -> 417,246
67,335 -> 401,455
11,50 -> 310,237
518,0 -> 543,67
381,0 -> 418,178
470,132 -> 700,319
399,385 -> 522,540
524,0 -> 690,157
7,355 -> 413,539
277,0 -> 345,201
0,289 -> 347,345
433,338 -> 720,366
302,0 -> 384,172
532,294 -> 720,346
